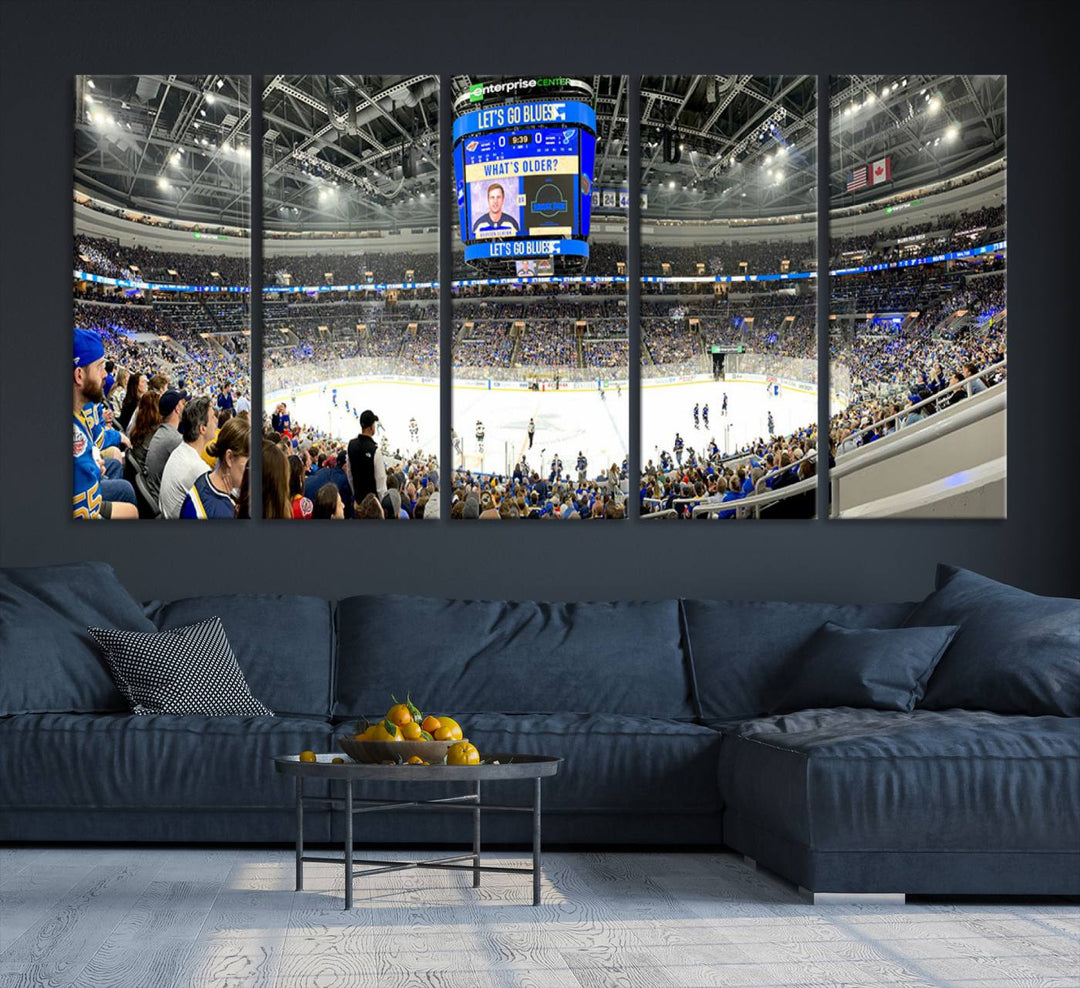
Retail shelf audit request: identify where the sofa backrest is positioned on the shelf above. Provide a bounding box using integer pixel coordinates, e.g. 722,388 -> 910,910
681,598 -> 917,724
1,562 -> 155,715
144,594 -> 335,718
334,595 -> 693,721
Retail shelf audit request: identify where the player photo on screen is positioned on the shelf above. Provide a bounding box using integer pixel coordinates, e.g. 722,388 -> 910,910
470,180 -> 522,238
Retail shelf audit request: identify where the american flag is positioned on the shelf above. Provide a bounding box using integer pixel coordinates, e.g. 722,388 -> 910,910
846,166 -> 868,192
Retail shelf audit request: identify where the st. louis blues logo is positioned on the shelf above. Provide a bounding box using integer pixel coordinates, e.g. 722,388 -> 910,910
73,423 -> 88,458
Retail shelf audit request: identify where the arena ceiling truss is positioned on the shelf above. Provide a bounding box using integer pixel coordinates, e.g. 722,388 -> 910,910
73,74 -> 1005,232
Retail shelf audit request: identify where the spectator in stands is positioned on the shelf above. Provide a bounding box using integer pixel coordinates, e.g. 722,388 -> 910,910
179,416 -> 250,519
143,391 -> 186,506
311,483 -> 344,519
217,382 -> 235,412
289,455 -> 313,518
159,396 -> 215,519
73,329 -> 138,520
262,440 -> 292,519
963,361 -> 988,396
355,492 -> 385,519
127,391 -> 162,478
347,409 -> 386,505
117,373 -> 146,432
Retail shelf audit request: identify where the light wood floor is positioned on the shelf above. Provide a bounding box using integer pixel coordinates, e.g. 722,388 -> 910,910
1,847 -> 1077,988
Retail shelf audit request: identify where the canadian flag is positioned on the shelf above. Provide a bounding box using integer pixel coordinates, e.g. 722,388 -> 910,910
869,156 -> 892,186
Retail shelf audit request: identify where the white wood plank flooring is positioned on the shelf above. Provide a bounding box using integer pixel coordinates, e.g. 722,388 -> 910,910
0,848 -> 1076,988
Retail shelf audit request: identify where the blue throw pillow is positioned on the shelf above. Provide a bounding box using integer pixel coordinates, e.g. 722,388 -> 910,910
772,621 -> 959,714
905,564 -> 1080,717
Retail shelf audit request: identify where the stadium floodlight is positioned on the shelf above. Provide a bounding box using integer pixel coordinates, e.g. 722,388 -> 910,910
881,87 -> 889,98
205,92 -> 217,105
928,96 -> 942,115
84,93 -> 93,104
216,78 -> 224,89
945,124 -> 959,142
668,180 -> 676,189
86,79 -> 95,89
199,109 -> 207,118
171,151 -> 181,166
157,177 -> 169,190
866,92 -> 876,104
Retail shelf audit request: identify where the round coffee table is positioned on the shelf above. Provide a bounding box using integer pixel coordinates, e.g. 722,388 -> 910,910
273,753 -> 562,908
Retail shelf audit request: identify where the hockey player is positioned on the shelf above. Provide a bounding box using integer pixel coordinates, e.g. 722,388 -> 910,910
702,403 -> 709,429
475,419 -> 485,453
721,392 -> 728,416
576,451 -> 588,483
767,410 -> 775,435
693,403 -> 700,429
674,433 -> 685,468
409,417 -> 419,443
527,417 -> 535,449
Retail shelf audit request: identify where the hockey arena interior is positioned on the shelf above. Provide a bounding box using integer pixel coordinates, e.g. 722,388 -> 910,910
72,74 -> 1005,521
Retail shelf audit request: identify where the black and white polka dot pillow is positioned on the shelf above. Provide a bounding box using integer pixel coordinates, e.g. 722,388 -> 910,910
88,617 -> 273,717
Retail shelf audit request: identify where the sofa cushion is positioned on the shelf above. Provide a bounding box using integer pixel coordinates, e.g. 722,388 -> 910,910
335,595 -> 692,719
772,622 -> 959,714
905,565 -> 1080,717
681,599 -> 916,724
144,595 -> 334,718
718,708 -> 1080,854
1,563 -> 155,716
88,619 -> 274,717
0,713 -> 332,811
329,712 -> 722,815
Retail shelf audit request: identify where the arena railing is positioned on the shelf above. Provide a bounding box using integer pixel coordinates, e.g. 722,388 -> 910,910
690,473 -> 818,519
837,357 -> 1006,450
829,380 -> 1006,518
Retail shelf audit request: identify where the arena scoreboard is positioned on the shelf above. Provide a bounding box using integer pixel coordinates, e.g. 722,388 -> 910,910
453,99 -> 596,273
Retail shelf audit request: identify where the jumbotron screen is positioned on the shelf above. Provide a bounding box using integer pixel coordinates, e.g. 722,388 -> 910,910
452,99 -> 596,269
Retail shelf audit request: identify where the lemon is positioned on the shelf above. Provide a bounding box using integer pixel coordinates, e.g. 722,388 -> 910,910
400,721 -> 423,740
298,750 -> 317,763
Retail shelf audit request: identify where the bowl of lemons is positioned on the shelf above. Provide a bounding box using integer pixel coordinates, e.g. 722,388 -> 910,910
337,695 -> 477,765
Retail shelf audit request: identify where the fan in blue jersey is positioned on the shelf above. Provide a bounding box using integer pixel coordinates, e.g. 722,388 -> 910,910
73,329 -> 137,520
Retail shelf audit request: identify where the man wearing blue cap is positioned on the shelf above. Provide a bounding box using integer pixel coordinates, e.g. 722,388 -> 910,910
73,329 -> 137,520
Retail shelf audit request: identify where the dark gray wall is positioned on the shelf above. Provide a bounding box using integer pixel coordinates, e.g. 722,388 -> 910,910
2,0 -> 1075,603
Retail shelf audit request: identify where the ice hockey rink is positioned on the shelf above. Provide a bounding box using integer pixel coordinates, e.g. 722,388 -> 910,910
268,375 -> 830,478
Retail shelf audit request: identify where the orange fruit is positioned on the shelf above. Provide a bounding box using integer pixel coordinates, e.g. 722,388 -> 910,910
433,716 -> 463,741
331,757 -> 345,764
298,750 -> 317,763
386,703 -> 412,727
446,741 -> 480,766
370,720 -> 402,742
400,721 -> 423,740
406,755 -> 424,764
421,715 -> 441,734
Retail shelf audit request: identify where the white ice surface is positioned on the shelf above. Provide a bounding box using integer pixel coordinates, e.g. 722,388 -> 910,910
269,375 -> 832,478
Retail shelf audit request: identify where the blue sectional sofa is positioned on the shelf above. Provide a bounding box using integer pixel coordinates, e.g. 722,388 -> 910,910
1,561 -> 1077,897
